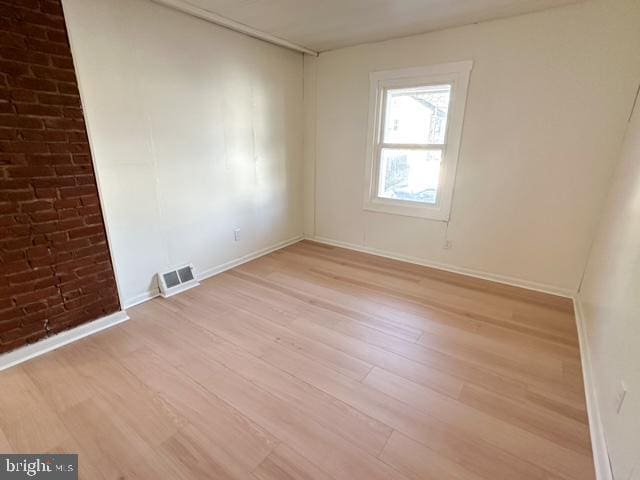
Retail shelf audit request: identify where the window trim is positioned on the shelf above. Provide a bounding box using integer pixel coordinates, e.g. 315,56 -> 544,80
363,61 -> 473,221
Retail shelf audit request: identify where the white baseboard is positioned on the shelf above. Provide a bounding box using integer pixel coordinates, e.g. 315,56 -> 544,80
124,289 -> 161,309
197,235 -> 304,281
122,234 -> 305,309
308,235 -> 574,298
573,297 -> 612,480
0,235 -> 303,370
0,310 -> 129,372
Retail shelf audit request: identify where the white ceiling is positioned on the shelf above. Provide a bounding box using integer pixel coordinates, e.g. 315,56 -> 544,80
182,0 -> 584,52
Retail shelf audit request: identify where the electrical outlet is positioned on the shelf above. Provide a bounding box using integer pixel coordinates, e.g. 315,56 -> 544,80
615,380 -> 627,414
233,228 -> 241,241
443,240 -> 453,250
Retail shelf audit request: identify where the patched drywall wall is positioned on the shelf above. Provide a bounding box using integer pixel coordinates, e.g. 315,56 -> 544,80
62,0 -> 304,307
578,92 -> 640,480
305,0 -> 640,295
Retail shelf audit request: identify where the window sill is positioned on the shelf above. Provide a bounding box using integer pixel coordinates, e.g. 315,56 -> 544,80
363,199 -> 450,221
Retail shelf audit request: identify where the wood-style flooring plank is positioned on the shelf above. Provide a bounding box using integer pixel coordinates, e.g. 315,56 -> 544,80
164,344 -> 410,480
259,343 -> 550,480
253,443 -> 335,480
379,431 -> 486,480
363,367 -> 593,479
228,267 -> 585,408
0,429 -> 12,453
120,347 -> 279,475
0,240 -> 594,480
458,383 -> 591,455
126,301 -> 394,458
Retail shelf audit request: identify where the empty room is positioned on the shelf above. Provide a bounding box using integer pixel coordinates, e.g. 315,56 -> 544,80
1,0 -> 639,479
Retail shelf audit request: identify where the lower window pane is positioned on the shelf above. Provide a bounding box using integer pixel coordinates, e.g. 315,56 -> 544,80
378,148 -> 442,204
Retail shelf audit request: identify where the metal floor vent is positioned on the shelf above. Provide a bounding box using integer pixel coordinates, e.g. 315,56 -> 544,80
158,264 -> 200,298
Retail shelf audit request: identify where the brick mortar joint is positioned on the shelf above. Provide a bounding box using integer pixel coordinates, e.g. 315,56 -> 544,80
0,0 -> 121,353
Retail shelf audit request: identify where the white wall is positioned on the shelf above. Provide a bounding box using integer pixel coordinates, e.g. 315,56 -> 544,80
62,0 -> 304,307
577,99 -> 640,479
306,0 -> 640,295
303,54 -> 317,237
58,1 -> 640,471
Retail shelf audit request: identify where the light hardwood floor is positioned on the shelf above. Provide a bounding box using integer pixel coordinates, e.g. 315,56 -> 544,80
0,240 -> 595,480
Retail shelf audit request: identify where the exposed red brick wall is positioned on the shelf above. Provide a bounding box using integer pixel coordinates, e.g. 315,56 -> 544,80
0,0 -> 120,353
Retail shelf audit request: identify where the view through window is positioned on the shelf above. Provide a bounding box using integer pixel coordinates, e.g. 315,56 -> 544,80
378,85 -> 451,204
364,62 -> 472,220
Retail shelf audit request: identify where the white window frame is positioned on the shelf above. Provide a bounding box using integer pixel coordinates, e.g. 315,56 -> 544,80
363,61 -> 473,221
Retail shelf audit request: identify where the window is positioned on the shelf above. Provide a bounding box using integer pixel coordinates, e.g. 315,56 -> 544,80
364,61 -> 472,220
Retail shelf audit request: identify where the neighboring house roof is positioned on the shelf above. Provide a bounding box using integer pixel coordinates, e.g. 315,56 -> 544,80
410,95 -> 447,117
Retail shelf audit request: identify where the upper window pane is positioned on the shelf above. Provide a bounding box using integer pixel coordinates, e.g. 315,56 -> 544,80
383,84 -> 451,145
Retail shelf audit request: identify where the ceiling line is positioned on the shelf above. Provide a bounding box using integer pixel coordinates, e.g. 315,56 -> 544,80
149,0 -> 319,56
